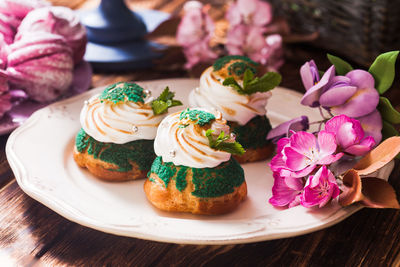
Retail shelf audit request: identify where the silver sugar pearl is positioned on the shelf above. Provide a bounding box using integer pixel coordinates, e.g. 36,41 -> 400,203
84,100 -> 89,105
230,132 -> 236,139
132,125 -> 138,133
195,87 -> 200,93
144,89 -> 151,97
169,150 -> 176,158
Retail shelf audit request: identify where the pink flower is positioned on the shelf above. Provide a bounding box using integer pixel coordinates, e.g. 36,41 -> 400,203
226,0 -> 272,27
301,166 -> 340,208
182,39 -> 217,69
270,131 -> 343,178
16,6 -> 87,64
176,1 -> 217,69
324,115 -> 376,156
226,25 -> 274,65
269,172 -> 303,208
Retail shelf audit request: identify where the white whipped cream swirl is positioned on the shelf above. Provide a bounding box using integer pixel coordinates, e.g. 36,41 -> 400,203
80,94 -> 163,144
154,108 -> 232,168
189,66 -> 272,125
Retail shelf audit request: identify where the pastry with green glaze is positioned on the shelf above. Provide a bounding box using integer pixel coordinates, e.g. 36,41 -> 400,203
188,55 -> 281,163
73,82 -> 182,181
144,108 -> 247,215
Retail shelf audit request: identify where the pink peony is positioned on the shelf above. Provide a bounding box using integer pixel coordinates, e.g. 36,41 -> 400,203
176,1 -> 217,69
226,0 -> 272,27
269,171 -> 303,208
270,130 -> 343,178
301,166 -> 340,208
6,33 -> 73,102
16,6 -> 87,64
324,115 -> 376,156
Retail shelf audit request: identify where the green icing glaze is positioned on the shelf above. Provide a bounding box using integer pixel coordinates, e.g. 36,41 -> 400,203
213,55 -> 258,72
228,115 -> 272,149
148,157 -> 245,198
175,166 -> 188,192
227,61 -> 257,76
99,82 -> 146,104
75,129 -> 155,172
149,156 -> 176,187
179,108 -> 215,126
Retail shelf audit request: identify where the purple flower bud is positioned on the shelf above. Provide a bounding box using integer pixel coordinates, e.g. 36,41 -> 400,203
301,65 -> 335,107
300,60 -> 320,91
267,116 -> 309,143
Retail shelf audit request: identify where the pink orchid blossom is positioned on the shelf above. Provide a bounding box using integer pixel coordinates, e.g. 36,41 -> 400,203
324,115 -> 376,156
226,0 -> 272,27
269,172 -> 304,208
301,166 -> 340,208
176,1 -> 217,69
270,130 -> 343,178
226,25 -> 280,65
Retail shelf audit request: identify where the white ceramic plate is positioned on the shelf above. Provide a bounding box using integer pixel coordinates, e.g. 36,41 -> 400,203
6,79 -> 392,245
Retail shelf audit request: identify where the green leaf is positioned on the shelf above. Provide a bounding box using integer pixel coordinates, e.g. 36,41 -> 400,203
242,68 -> 254,89
244,72 -> 282,94
327,54 -> 353,75
378,97 -> 400,124
151,87 -> 183,115
223,77 -> 245,94
205,129 -> 245,155
382,120 -> 399,140
368,51 -> 399,94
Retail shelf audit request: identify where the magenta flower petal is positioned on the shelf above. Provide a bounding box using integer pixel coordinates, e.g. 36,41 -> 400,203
337,121 -> 364,149
317,130 -> 337,156
301,65 -> 335,107
317,153 -> 344,165
270,152 -> 287,172
301,166 -> 340,208
280,164 -> 316,178
284,147 -> 309,171
289,131 -> 316,156
325,114 -> 350,136
276,137 -> 290,153
357,110 -> 382,144
344,136 -> 375,156
269,172 -> 303,207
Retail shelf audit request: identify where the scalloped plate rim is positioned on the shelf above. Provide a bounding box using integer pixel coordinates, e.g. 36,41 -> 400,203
5,78 -> 386,245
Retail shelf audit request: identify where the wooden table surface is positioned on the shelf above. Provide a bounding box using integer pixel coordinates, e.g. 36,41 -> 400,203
1,1 -> 400,266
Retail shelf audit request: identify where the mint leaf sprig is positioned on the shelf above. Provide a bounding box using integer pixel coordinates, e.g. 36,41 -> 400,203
151,87 -> 183,115
222,68 -> 282,95
205,129 -> 245,155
